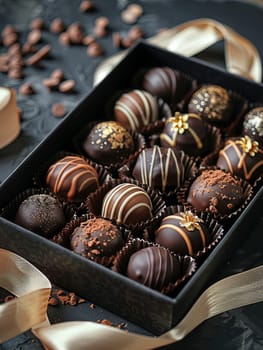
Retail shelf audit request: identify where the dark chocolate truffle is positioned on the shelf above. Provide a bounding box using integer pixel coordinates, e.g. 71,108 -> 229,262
216,135 -> 263,182
101,183 -> 153,225
187,169 -> 244,216
188,85 -> 232,124
70,218 -> 124,260
126,246 -> 180,291
132,145 -> 184,192
15,194 -> 66,238
243,107 -> 263,145
160,112 -> 208,156
82,121 -> 135,166
46,156 -> 99,203
114,89 -> 158,131
155,212 -> 210,256
141,66 -> 185,106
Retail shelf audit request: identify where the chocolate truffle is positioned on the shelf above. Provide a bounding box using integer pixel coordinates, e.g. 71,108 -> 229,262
188,85 -> 232,124
101,183 -> 153,225
126,246 -> 180,291
187,169 -> 244,216
132,145 -> 184,192
141,66 -> 185,106
113,89 -> 158,131
82,121 -> 135,166
70,218 -> 124,261
160,112 -> 208,156
243,107 -> 263,145
15,194 -> 66,238
155,212 -> 210,256
46,155 -> 99,203
216,135 -> 263,182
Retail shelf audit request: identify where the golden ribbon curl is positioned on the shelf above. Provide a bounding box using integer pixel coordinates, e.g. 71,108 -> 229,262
0,248 -> 263,350
93,18 -> 262,85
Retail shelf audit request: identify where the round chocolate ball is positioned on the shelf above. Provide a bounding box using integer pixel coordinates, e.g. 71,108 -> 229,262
155,212 -> 210,256
243,107 -> 263,145
113,89 -> 158,131
216,135 -> 263,182
188,85 -> 233,124
187,169 -> 244,216
160,112 -> 208,156
82,121 -> 135,166
141,66 -> 185,106
46,155 -> 99,203
70,217 -> 124,260
132,145 -> 184,192
101,183 -> 153,225
15,194 -> 66,238
126,246 -> 180,291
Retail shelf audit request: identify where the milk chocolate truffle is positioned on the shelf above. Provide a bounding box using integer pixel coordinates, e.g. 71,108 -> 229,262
160,112 -> 208,156
141,66 -> 185,106
126,246 -> 180,291
82,121 -> 134,166
101,183 -> 153,225
216,135 -> 263,182
114,89 -> 158,131
46,156 -> 99,203
188,85 -> 232,124
70,218 -> 124,260
15,194 -> 66,238
187,169 -> 244,216
132,145 -> 184,192
243,107 -> 263,145
155,212 -> 210,256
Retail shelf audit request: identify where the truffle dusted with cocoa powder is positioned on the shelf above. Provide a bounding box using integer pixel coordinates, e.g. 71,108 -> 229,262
82,121 -> 135,166
242,107 -> 263,145
155,212 -> 210,256
70,218 -> 124,260
160,112 -> 208,156
188,85 -> 233,124
126,246 -> 181,291
216,135 -> 263,182
15,194 -> 66,238
187,169 -> 244,216
46,155 -> 99,203
101,183 -> 153,225
132,145 -> 184,192
113,89 -> 158,132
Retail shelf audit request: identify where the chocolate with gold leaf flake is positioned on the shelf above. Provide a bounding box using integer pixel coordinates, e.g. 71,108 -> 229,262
216,135 -> 263,182
188,84 -> 233,124
82,121 -> 135,166
160,112 -> 208,156
154,212 -> 210,256
243,107 -> 263,145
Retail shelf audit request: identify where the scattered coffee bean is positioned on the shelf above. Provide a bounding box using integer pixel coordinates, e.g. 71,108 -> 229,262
67,22 -> 85,44
51,102 -> 66,117
121,3 -> 143,24
27,29 -> 42,45
82,35 -> 96,46
8,68 -> 23,79
50,18 -> 66,34
30,18 -> 44,30
87,41 -> 104,57
0,63 -> 9,72
2,32 -> 19,47
50,69 -> 64,82
19,82 -> 35,95
2,24 -> 17,37
48,296 -> 59,306
80,0 -> 96,12
59,32 -> 70,46
59,79 -> 75,93
112,32 -> 122,48
26,44 -> 51,66
42,77 -> 60,90
22,42 -> 37,55
8,43 -> 22,57
128,3 -> 143,17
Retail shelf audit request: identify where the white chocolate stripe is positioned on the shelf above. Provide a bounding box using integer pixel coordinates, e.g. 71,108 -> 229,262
115,104 -> 139,130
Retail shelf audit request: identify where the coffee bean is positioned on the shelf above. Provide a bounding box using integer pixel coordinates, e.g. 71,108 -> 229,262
19,83 -> 35,95
82,35 -> 96,46
59,79 -> 75,93
51,102 -> 66,117
50,69 -> 64,82
30,18 -> 44,30
27,29 -> 42,45
59,32 -> 71,46
42,78 -> 60,90
50,18 -> 66,34
80,0 -> 95,12
26,45 -> 51,66
87,42 -> 104,57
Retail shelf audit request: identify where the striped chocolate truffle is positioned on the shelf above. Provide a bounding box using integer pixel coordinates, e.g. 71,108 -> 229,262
160,112 -> 208,156
46,155 -> 99,203
127,246 -> 180,291
101,183 -> 153,225
155,212 -> 210,256
141,66 -> 185,106
188,84 -> 233,124
132,145 -> 184,192
216,135 -> 263,182
114,89 -> 158,131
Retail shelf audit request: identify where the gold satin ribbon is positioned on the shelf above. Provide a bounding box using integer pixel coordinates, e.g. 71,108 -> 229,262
93,18 -> 262,85
0,248 -> 263,349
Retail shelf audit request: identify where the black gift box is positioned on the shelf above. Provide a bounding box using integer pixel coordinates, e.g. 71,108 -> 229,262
0,42 -> 262,335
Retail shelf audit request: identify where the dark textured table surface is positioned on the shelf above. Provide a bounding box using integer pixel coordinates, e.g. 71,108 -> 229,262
0,1 -> 263,349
